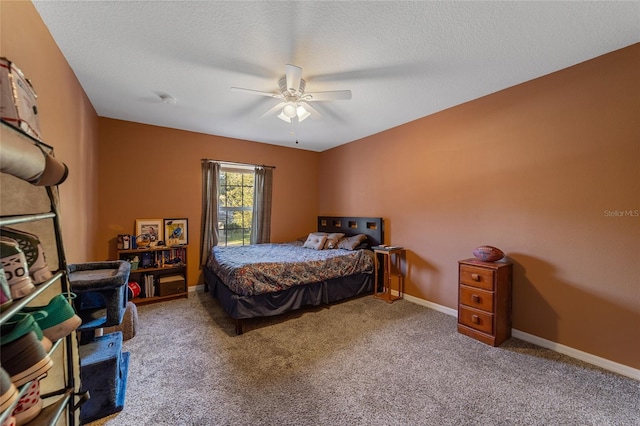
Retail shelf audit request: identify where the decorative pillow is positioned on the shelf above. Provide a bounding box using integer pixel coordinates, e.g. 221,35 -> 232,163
337,234 -> 368,250
298,232 -> 326,243
324,233 -> 345,249
303,233 -> 327,250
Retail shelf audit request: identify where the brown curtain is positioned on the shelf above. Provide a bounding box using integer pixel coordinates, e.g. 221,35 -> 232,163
200,161 -> 219,266
250,166 -> 273,244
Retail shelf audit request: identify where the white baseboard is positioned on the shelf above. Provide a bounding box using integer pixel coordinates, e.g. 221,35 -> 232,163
402,293 -> 458,316
509,329 -> 640,381
402,294 -> 640,381
189,284 -> 206,293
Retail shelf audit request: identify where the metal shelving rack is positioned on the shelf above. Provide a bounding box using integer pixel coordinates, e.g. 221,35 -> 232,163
0,121 -> 83,426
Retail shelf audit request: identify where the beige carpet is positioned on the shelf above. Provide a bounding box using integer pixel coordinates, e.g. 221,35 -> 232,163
88,291 -> 639,425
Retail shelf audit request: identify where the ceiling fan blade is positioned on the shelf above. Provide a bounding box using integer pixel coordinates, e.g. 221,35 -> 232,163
285,64 -> 302,93
304,90 -> 352,101
259,101 -> 286,118
231,87 -> 280,98
300,101 -> 321,119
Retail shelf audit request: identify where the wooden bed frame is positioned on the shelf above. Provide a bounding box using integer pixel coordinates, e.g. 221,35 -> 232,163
204,216 -> 384,334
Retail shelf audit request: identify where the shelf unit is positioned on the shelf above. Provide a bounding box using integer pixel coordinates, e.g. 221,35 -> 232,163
116,245 -> 188,305
1,121 -> 82,426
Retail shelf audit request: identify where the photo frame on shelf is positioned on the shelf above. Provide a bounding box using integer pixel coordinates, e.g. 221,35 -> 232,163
135,219 -> 163,247
164,218 -> 188,246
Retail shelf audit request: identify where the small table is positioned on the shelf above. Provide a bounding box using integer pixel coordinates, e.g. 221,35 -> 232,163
373,246 -> 405,303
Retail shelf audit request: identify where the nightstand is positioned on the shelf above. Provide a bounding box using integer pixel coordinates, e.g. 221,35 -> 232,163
373,247 -> 405,303
457,258 -> 513,346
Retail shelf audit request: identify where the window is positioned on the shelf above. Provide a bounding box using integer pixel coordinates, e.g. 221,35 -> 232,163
217,165 -> 254,246
201,160 -> 273,261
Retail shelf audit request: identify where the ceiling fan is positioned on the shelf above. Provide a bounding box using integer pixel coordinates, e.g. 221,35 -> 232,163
231,64 -> 352,123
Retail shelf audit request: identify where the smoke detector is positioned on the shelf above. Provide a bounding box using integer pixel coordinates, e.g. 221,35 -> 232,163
159,93 -> 177,104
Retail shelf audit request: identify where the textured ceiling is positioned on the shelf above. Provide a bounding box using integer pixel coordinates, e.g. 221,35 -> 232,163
33,1 -> 640,152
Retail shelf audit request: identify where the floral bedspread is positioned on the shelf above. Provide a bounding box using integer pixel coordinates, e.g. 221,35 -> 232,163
207,242 -> 374,296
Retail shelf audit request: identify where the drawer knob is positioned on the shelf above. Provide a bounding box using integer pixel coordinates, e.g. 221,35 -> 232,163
471,315 -> 479,324
471,273 -> 480,281
471,294 -> 480,303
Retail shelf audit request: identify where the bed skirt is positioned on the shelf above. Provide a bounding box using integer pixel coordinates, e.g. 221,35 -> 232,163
204,267 -> 373,323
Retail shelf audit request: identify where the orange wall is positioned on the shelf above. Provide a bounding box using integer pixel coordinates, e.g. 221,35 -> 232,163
319,44 -> 640,369
0,1 -> 99,264
96,118 -> 319,285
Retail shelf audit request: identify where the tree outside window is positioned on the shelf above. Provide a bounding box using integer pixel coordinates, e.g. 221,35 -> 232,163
218,167 -> 254,246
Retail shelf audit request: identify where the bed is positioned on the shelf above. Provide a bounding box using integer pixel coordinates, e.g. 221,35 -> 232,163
204,216 -> 384,334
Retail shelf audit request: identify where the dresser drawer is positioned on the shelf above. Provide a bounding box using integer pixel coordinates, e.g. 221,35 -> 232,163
458,305 -> 494,334
459,265 -> 494,290
459,285 -> 494,312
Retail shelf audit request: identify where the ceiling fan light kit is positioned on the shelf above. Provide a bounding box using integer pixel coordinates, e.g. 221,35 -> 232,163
231,64 -> 351,125
282,104 -> 297,118
296,105 -> 310,121
277,103 -> 310,123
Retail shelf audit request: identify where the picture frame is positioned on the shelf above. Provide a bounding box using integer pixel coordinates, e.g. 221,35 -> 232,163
164,218 -> 188,246
135,219 -> 163,247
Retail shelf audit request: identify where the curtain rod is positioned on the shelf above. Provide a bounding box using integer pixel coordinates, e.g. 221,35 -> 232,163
201,159 -> 275,169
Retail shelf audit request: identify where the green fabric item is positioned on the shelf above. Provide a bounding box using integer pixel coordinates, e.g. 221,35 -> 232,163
0,311 -> 47,345
21,294 -> 77,330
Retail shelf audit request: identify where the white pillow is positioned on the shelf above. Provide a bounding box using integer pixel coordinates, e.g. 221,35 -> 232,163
303,233 -> 327,250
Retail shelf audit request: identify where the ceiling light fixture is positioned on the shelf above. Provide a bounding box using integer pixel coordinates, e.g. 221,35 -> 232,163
277,102 -> 310,123
283,103 -> 297,118
296,105 -> 310,121
273,75 -> 313,123
231,64 -> 352,128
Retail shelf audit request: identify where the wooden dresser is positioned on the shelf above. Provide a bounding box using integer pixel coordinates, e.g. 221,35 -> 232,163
457,258 -> 513,346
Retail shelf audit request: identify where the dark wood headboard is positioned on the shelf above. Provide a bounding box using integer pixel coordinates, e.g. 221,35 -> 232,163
317,216 -> 384,247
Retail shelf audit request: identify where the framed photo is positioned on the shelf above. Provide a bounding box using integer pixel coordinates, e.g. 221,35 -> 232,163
135,219 -> 163,247
164,218 -> 188,246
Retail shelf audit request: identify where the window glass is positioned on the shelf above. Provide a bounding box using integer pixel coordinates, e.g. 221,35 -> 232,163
218,165 -> 254,246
